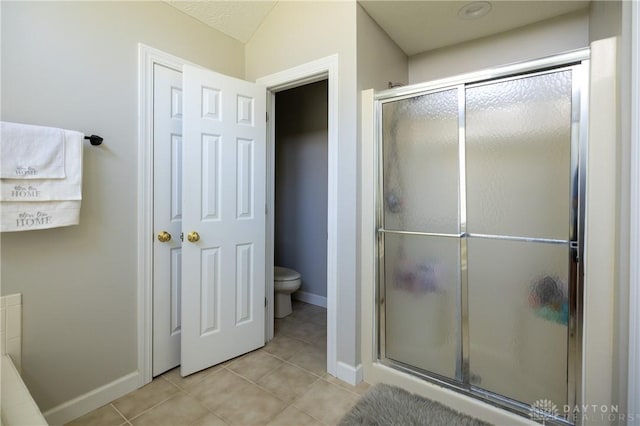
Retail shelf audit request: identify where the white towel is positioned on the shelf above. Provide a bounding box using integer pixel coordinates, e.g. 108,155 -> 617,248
0,130 -> 83,201
1,201 -> 80,232
1,122 -> 66,179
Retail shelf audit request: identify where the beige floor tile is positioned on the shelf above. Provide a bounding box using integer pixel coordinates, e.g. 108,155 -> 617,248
287,343 -> 327,376
226,350 -> 284,382
322,374 -> 371,395
222,351 -> 247,366
212,384 -> 287,425
291,303 -> 327,326
65,404 -> 126,426
187,369 -> 252,412
292,380 -> 359,426
285,320 -> 326,345
257,363 -> 319,402
310,334 -> 328,352
263,335 -> 308,360
265,405 -> 323,426
290,300 -> 308,311
189,412 -> 229,426
112,378 -> 180,420
291,301 -> 324,315
274,316 -> 298,336
130,392 -> 209,426
72,303 -> 340,426
161,364 -> 222,391
307,311 -> 327,327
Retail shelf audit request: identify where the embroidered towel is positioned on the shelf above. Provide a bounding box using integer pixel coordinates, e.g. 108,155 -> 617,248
0,122 -> 67,179
0,130 -> 83,201
1,201 -> 80,232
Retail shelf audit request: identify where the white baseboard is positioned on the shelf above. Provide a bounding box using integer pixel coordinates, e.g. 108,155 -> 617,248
294,290 -> 327,308
44,371 -> 140,426
336,361 -> 363,386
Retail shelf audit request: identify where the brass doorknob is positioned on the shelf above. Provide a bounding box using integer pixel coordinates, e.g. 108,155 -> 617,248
157,231 -> 172,242
187,231 -> 200,243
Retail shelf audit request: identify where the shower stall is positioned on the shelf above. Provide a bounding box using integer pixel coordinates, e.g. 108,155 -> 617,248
374,50 -> 588,422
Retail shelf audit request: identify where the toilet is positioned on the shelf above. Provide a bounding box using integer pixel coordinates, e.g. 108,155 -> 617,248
274,266 -> 302,318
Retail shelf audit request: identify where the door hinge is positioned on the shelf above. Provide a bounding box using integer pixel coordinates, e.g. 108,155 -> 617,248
266,112 -> 269,122
265,297 -> 268,307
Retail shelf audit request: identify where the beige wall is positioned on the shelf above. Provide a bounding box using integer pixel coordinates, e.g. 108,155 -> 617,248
0,0 -> 243,412
356,3 -> 408,365
408,9 -> 589,84
357,4 -> 408,92
246,1 -> 357,81
246,0 -> 360,369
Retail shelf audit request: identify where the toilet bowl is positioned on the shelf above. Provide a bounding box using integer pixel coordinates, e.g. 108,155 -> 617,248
274,266 -> 301,318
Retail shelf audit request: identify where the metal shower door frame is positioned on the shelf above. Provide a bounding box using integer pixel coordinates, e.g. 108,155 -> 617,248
373,49 -> 590,424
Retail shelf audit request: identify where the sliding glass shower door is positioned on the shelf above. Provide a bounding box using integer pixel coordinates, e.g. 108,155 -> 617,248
466,70 -> 573,408
377,55 -> 587,420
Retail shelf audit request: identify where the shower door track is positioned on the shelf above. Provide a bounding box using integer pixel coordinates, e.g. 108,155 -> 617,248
374,49 -> 589,425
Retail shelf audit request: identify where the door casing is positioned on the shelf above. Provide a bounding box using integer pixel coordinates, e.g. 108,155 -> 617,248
257,55 -> 339,378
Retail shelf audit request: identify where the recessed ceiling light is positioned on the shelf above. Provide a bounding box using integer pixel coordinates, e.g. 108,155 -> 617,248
458,1 -> 492,20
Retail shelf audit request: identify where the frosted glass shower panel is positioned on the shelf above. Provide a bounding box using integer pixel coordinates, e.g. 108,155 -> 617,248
382,89 -> 459,234
468,238 -> 569,406
466,71 -> 572,240
383,233 -> 460,379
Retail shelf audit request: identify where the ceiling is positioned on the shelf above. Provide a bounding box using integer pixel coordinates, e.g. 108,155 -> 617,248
164,0 -> 277,44
164,1 -> 590,56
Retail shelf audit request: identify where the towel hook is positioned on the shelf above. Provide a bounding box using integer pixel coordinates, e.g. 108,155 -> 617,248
84,135 -> 103,146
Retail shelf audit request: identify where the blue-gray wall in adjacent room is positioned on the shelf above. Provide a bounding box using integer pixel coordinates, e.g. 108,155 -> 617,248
274,80 -> 328,299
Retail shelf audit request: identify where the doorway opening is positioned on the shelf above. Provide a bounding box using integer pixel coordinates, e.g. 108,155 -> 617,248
272,80 -> 329,372
259,54 -> 339,379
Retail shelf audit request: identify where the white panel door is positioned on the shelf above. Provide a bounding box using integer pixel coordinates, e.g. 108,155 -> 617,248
152,64 -> 183,376
181,65 -> 266,376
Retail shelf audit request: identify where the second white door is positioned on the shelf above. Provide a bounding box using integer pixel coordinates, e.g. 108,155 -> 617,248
153,63 -> 183,376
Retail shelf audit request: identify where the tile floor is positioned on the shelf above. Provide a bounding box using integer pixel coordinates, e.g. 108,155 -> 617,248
66,301 -> 369,426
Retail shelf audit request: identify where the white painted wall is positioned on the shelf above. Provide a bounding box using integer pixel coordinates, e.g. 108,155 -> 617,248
588,1 -> 628,421
625,1 -> 640,422
408,9 -> 589,84
275,81 -> 328,300
0,0 -> 244,413
583,36 -> 619,425
246,0 -> 360,371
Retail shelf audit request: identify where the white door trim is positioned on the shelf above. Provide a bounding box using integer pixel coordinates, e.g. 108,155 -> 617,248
628,0 -> 640,421
257,54 -> 339,377
137,44 -> 196,385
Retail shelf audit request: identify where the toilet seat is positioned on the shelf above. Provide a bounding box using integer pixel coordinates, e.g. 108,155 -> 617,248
274,266 -> 301,282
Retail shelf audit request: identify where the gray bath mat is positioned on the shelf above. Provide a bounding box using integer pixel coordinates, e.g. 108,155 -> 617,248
339,383 -> 492,426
